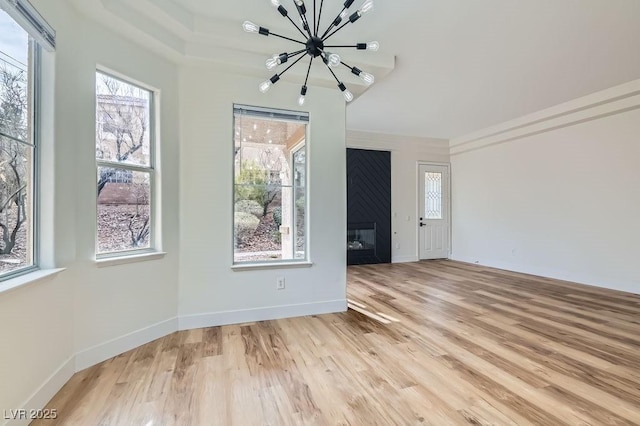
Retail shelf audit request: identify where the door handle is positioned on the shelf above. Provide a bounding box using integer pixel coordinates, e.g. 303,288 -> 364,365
419,222 -> 425,227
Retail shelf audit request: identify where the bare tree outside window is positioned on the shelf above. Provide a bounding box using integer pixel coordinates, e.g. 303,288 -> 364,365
0,9 -> 34,276
96,72 -> 154,254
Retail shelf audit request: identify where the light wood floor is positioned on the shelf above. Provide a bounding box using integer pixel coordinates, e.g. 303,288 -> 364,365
34,261 -> 640,425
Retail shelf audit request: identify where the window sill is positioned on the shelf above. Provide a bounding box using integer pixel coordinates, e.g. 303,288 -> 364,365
95,251 -> 167,268
231,261 -> 313,271
0,268 -> 66,295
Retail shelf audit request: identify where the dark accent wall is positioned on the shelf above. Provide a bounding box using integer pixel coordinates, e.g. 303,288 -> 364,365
347,148 -> 392,265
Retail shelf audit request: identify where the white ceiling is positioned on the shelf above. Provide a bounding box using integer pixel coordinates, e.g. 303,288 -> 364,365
71,0 -> 640,139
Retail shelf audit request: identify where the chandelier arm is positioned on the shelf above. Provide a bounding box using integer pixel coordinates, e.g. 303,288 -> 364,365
313,0 -> 316,37
323,61 -> 341,84
322,20 -> 351,41
320,6 -> 347,39
339,60 -> 354,70
289,48 -> 307,58
278,51 -> 307,77
284,14 -> 309,39
293,1 -> 314,38
315,0 -> 324,36
270,32 -> 307,45
324,45 -> 358,48
303,57 -> 314,86
324,22 -> 355,42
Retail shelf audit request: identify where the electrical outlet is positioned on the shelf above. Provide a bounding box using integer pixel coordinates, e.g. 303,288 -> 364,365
276,277 -> 285,290
395,243 -> 400,249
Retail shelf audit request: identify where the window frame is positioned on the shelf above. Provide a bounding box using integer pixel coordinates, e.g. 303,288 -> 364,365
289,140 -> 307,260
0,18 -> 42,281
231,104 -> 310,267
95,69 -> 158,259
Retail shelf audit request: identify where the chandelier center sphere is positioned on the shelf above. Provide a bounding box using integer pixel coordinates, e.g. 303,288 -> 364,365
305,36 -> 324,57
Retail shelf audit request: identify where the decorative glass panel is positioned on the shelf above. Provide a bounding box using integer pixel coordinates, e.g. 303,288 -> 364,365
424,172 -> 442,219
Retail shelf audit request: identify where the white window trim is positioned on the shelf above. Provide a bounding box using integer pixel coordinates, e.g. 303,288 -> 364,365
95,251 -> 166,268
232,105 -> 310,267
0,268 -> 65,295
0,0 -> 55,51
231,261 -> 313,271
0,6 -> 53,284
94,69 -> 161,260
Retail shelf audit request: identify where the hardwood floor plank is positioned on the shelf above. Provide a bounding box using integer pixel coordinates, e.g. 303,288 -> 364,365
33,260 -> 640,425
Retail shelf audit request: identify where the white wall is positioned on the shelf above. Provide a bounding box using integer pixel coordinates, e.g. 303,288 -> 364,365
178,66 -> 347,327
0,0 -> 181,419
347,130 -> 449,263
450,81 -> 640,294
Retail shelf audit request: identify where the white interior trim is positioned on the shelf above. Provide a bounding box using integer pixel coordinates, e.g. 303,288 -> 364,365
95,251 -> 167,268
74,317 -> 178,371
178,299 -> 347,330
450,78 -> 640,156
449,256 -> 639,296
391,255 -> 419,264
6,356 -> 74,426
231,261 -> 313,271
0,268 -> 65,295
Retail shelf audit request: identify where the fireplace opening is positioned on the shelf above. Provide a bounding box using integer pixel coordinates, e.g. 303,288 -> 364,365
347,223 -> 376,252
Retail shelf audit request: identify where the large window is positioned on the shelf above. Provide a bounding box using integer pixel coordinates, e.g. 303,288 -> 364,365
96,71 -> 155,255
0,0 -> 53,279
233,105 -> 308,264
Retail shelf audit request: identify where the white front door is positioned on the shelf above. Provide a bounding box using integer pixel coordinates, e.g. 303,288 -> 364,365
418,164 -> 450,260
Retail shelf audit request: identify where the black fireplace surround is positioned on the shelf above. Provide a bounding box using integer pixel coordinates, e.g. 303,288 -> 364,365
347,149 -> 391,265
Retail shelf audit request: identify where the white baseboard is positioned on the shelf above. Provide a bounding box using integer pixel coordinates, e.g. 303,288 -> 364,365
178,299 -> 347,330
449,255 -> 639,295
392,255 -> 419,264
5,356 -> 75,426
74,317 -> 178,371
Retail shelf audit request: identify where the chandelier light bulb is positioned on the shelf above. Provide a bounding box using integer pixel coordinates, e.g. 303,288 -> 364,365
298,85 -> 307,106
259,80 -> 272,93
243,21 -> 259,33
295,0 -> 307,14
328,53 -> 341,68
340,10 -> 348,19
270,0 -> 280,6
367,41 -> 379,51
265,55 -> 279,70
360,0 -> 374,14
338,82 -> 353,102
359,71 -> 375,85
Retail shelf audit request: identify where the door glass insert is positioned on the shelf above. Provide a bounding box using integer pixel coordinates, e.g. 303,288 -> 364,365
424,172 -> 443,219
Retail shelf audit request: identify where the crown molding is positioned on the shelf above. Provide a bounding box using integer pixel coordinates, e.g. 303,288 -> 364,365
450,79 -> 640,156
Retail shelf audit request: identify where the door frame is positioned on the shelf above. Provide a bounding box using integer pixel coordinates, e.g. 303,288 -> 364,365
415,161 -> 452,259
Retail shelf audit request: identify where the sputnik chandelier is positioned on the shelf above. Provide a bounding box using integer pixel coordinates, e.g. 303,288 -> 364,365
242,0 -> 378,105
